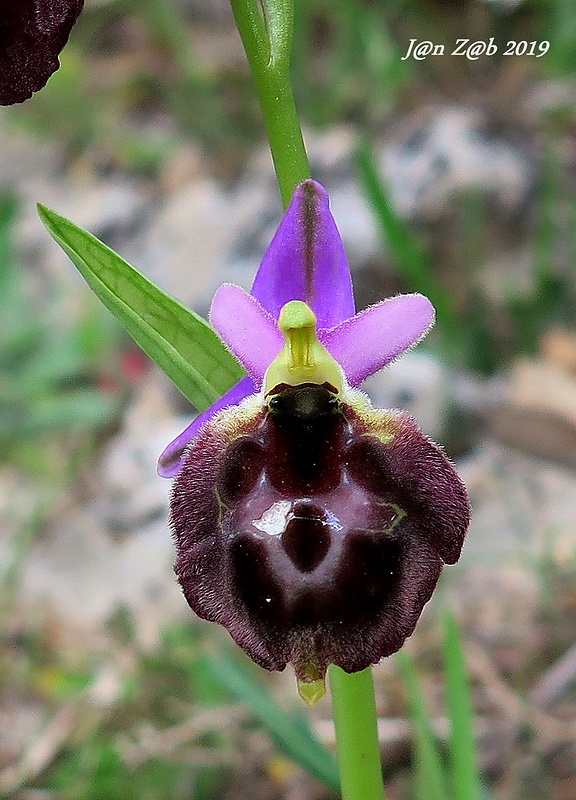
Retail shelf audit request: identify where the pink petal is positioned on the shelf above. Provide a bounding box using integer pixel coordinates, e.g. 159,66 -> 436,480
321,294 -> 435,386
210,284 -> 283,383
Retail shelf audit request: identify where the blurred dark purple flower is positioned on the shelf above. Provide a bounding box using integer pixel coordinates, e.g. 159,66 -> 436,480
0,0 -> 84,105
165,180 -> 470,701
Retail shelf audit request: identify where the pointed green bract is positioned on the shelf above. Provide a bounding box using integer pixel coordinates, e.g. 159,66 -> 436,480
37,204 -> 245,410
297,677 -> 326,707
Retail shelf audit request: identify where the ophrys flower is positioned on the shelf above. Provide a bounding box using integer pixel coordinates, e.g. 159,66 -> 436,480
163,180 -> 470,703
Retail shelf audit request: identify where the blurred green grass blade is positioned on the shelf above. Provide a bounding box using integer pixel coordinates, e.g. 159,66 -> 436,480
0,194 -> 18,283
443,612 -> 481,800
15,346 -> 90,396
38,204 -> 245,410
0,391 -> 119,443
207,653 -> 340,793
140,0 -> 197,77
25,391 -> 119,432
0,500 -> 42,598
357,144 -> 458,337
396,650 -> 447,800
0,195 -> 31,340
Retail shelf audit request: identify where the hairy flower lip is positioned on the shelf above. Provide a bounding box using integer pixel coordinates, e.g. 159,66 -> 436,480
170,384 -> 470,684
158,179 -> 435,478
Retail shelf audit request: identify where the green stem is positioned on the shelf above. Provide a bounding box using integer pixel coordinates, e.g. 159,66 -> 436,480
230,5 -> 384,799
329,666 -> 386,800
229,0 -> 311,208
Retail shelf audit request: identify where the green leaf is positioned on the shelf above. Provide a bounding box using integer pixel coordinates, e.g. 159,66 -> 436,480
207,652 -> 340,793
37,204 -> 245,410
443,612 -> 481,800
396,650 -> 447,800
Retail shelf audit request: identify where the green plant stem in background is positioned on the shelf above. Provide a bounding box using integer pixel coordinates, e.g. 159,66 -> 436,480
357,143 -> 458,341
229,0 -> 311,208
329,666 -> 385,800
443,612 -> 481,800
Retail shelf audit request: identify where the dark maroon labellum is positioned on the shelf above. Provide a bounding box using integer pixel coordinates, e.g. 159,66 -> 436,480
170,383 -> 470,684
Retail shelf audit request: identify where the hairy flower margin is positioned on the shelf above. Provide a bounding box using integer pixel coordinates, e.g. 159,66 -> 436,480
163,180 -> 470,702
0,0 -> 84,105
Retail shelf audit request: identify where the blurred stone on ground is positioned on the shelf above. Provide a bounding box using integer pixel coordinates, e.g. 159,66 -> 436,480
130,178 -> 235,316
379,106 -> 532,220
20,505 -> 183,649
363,351 -> 448,440
15,371 -> 189,650
459,440 -> 576,567
542,329 -> 576,375
482,329 -> 576,469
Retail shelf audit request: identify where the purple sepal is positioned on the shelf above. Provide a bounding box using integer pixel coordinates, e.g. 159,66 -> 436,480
157,375 -> 256,477
251,180 -> 355,327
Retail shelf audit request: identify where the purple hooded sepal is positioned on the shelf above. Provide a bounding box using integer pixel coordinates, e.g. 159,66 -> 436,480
0,1 -> 84,105
251,180 -> 355,328
169,386 -> 470,682
158,176 -> 437,480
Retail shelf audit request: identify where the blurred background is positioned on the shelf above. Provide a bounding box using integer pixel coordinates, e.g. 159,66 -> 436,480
2,0 -> 576,797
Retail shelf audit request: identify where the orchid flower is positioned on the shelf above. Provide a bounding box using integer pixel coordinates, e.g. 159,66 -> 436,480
158,180 -> 436,477
0,0 -> 84,105
164,180 -> 470,702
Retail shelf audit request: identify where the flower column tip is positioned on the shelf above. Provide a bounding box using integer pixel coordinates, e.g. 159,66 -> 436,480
297,677 -> 327,707
264,300 -> 344,394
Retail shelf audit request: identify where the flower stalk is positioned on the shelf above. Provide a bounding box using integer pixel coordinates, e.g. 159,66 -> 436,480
330,666 -> 386,800
228,3 -> 388,798
229,0 -> 311,207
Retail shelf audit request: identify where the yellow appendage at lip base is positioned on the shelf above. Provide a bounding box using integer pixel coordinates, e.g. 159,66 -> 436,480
297,677 -> 327,706
264,301 -> 344,395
